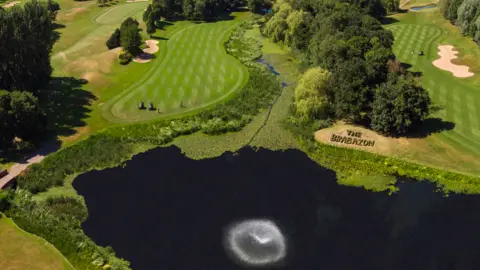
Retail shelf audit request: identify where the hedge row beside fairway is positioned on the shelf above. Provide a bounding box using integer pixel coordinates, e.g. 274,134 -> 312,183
300,137 -> 480,194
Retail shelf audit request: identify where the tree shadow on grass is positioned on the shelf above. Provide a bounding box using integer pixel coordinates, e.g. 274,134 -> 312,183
380,17 -> 400,25
406,117 -> 456,138
39,77 -> 94,139
52,23 -> 65,43
401,63 -> 423,77
150,35 -> 168,41
0,77 -> 91,164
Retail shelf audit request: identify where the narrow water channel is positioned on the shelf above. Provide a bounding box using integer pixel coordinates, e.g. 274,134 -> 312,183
74,147 -> 480,270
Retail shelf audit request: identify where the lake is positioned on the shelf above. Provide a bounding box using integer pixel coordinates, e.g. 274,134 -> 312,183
74,146 -> 480,270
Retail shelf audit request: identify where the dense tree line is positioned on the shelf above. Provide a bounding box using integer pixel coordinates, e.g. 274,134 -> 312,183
265,0 -> 430,135
143,0 -> 244,22
441,0 -> 480,45
0,0 -> 58,148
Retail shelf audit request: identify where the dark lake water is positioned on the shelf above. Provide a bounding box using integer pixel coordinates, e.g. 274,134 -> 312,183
73,147 -> 480,270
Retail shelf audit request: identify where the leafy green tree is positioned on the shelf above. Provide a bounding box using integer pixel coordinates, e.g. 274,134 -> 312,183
0,0 -> 54,92
264,0 -> 292,42
183,0 -> 195,18
382,0 -> 399,12
285,10 -> 313,50
248,0 -> 265,13
120,17 -> 142,55
371,75 -> 431,135
146,13 -> 156,37
106,28 -> 121,49
341,0 -> 386,18
328,58 -> 372,122
294,67 -> 331,120
47,0 -> 60,21
456,0 -> 480,37
0,90 -> 45,146
0,189 -> 13,212
441,0 -> 465,23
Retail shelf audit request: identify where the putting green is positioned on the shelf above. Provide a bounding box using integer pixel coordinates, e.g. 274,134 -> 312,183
386,22 -> 480,157
103,21 -> 249,123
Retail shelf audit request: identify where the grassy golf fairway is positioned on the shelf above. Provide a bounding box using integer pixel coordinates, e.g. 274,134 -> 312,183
0,214 -> 74,270
102,21 -> 248,123
383,8 -> 480,175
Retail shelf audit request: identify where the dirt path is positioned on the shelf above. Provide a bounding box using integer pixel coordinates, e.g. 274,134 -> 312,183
0,144 -> 59,189
400,0 -> 411,9
2,1 -> 20,8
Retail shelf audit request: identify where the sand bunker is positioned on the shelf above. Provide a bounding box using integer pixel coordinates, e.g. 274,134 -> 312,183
133,40 -> 159,64
432,45 -> 474,78
3,1 -> 20,8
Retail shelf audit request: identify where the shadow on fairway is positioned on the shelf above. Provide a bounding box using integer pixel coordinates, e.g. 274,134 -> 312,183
401,63 -> 423,77
52,23 -> 65,43
407,117 -> 456,138
150,35 -> 168,41
39,77 -> 94,139
380,17 -> 400,25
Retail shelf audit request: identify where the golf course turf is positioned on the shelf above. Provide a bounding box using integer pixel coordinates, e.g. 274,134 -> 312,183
102,20 -> 249,123
384,7 -> 480,173
0,214 -> 74,270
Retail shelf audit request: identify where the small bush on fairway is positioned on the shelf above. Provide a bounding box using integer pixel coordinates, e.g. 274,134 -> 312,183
118,51 -> 133,65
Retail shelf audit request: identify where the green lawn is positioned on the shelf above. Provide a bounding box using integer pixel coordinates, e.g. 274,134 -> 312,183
385,8 -> 480,175
102,20 -> 249,123
0,214 -> 74,270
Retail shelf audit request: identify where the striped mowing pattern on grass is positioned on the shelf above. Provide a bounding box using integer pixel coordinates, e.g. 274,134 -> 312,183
104,21 -> 248,123
387,24 -> 480,156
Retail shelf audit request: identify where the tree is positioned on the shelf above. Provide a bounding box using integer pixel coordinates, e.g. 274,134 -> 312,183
0,0 -> 54,92
0,90 -> 45,146
441,0 -> 465,23
47,0 -> 60,21
106,28 -> 121,49
120,17 -> 142,55
264,0 -> 292,42
371,75 -> 431,135
382,0 -> 399,13
248,0 -> 265,13
294,67 -> 331,120
285,10 -> 313,50
146,14 -> 156,37
183,0 -> 195,18
456,0 -> 480,37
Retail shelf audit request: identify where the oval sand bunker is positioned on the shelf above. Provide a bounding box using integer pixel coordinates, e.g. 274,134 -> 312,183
432,45 -> 474,78
133,40 -> 159,64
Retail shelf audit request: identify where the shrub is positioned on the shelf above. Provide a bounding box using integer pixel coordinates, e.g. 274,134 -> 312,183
118,51 -> 133,65
7,190 -> 130,270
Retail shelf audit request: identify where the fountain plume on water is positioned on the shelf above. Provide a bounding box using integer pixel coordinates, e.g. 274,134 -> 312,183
223,219 -> 287,268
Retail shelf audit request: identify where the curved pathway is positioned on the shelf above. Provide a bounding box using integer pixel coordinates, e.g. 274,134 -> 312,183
0,144 -> 59,189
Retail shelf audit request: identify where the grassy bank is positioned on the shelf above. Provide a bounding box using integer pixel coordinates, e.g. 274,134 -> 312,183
0,213 -> 75,270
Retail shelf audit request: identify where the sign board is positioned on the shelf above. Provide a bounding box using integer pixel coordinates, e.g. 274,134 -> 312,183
330,130 -> 375,147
